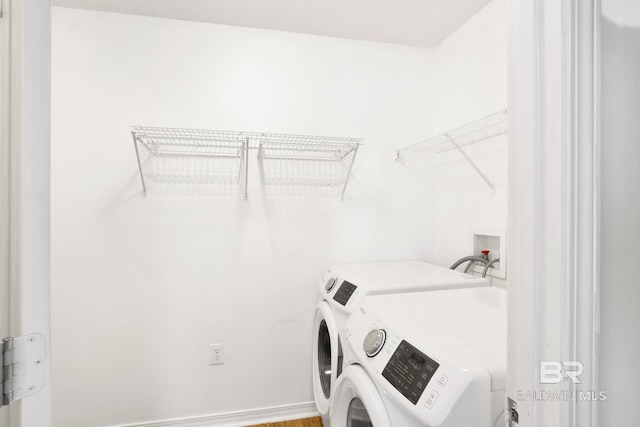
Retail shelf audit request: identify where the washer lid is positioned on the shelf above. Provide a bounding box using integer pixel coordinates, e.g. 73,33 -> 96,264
329,261 -> 485,290
322,261 -> 488,312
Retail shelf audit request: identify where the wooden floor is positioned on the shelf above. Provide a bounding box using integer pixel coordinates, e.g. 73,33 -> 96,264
247,416 -> 323,427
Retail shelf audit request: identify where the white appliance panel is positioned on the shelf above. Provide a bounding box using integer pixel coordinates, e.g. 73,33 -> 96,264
345,287 -> 506,427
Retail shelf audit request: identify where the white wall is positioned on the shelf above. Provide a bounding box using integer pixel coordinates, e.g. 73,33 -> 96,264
402,0 -> 508,280
50,2 -> 506,426
50,8 -> 435,427
600,0 -> 640,424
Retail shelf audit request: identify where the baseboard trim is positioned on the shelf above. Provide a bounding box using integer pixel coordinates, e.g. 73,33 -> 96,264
108,401 -> 319,427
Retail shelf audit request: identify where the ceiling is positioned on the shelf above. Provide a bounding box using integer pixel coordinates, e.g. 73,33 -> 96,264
51,0 -> 492,48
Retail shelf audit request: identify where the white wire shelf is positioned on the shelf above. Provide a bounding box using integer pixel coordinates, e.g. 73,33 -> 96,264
132,127 -> 247,194
257,135 -> 360,196
395,109 -> 507,192
131,127 -> 362,198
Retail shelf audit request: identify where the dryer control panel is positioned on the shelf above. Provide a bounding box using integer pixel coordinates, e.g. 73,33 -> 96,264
382,340 -> 440,405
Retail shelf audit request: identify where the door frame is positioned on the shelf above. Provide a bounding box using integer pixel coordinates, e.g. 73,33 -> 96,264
507,0 -> 600,426
1,1 -> 52,426
1,0 -> 18,424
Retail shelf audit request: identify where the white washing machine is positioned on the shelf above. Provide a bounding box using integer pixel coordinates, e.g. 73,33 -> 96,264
312,261 -> 487,426
331,286 -> 507,427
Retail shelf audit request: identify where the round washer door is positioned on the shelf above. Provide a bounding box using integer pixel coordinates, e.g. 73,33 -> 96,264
313,301 -> 342,418
330,364 -> 392,427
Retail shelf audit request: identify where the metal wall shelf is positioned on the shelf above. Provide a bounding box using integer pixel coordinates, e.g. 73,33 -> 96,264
394,109 -> 507,192
132,127 -> 362,199
257,134 -> 360,195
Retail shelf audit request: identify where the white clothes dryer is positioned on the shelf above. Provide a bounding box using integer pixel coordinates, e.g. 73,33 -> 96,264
331,286 -> 507,427
312,261 -> 487,426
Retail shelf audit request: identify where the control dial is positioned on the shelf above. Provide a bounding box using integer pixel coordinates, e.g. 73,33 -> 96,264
325,277 -> 338,293
363,329 -> 386,357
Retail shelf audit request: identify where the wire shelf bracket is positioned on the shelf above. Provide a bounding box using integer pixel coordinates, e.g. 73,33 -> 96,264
395,109 -> 507,192
131,127 -> 363,199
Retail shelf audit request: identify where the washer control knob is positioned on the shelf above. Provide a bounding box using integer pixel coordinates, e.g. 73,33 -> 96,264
325,277 -> 338,292
363,329 -> 386,357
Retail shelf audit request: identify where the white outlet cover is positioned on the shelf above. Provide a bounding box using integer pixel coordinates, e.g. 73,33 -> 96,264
210,343 -> 225,365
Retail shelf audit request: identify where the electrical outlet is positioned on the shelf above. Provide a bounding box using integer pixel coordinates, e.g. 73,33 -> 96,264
210,343 -> 224,365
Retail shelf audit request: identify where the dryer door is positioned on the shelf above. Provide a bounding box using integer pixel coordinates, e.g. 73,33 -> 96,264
330,365 -> 392,427
313,301 -> 343,418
